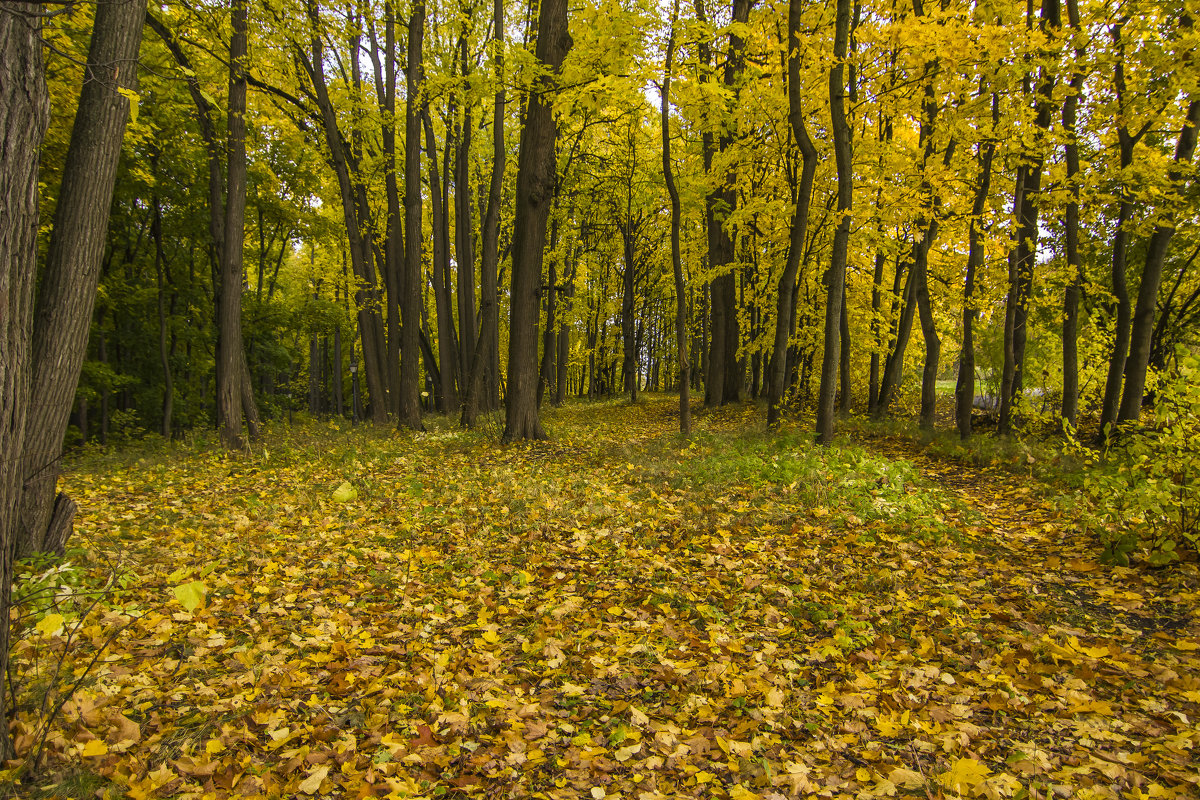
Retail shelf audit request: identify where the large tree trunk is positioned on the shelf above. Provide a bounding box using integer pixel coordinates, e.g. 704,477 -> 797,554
767,0 -> 818,428
401,0 -> 426,430
1,1 -> 49,758
661,0 -> 691,434
504,0 -> 572,441
19,0 -> 145,557
1119,97 -> 1200,423
817,0 -> 853,443
216,0 -> 251,451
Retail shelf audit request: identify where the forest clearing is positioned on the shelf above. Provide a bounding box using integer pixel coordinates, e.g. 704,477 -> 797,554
6,397 -> 1199,799
4,0 -> 1200,794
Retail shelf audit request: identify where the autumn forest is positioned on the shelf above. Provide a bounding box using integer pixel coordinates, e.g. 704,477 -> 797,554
1,0 -> 1199,794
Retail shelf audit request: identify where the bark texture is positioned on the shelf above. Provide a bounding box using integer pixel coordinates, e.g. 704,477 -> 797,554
1,0 -> 49,757
20,0 -> 146,557
504,0 -> 572,441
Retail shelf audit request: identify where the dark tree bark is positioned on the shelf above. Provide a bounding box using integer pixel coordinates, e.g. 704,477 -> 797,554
401,0 -> 427,430
955,90 -> 999,439
767,0 -> 818,428
216,0 -> 253,450
366,3 -> 404,418
463,0 -> 505,427
423,107 -> 461,413
503,0 -> 573,441
1059,0 -> 1085,429
1119,97 -> 1200,423
19,0 -> 146,557
998,0 -> 1059,435
285,2 -> 390,423
1099,23 -> 1142,435
816,0 -> 853,443
152,191 -> 174,438
661,0 -> 691,434
0,0 -> 49,758
455,8 -> 477,391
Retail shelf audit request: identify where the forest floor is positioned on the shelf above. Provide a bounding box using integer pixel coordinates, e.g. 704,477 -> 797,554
6,395 -> 1200,800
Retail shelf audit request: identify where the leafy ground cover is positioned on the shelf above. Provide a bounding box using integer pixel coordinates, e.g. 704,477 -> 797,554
6,397 -> 1200,799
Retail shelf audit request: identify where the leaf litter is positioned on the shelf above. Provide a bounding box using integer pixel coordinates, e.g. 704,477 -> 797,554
8,398 -> 1199,799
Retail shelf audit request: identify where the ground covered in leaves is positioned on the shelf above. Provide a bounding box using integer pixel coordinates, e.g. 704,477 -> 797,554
7,397 -> 1200,799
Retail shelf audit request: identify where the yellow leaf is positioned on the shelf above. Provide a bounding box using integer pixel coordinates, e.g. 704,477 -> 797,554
856,767 -> 872,782
482,629 -> 500,644
173,580 -> 207,613
614,742 -> 642,762
890,768 -> 925,789
332,481 -> 358,503
591,788 -> 606,800
81,739 -> 109,757
35,613 -> 65,637
298,764 -> 329,794
695,771 -> 716,784
939,757 -> 991,793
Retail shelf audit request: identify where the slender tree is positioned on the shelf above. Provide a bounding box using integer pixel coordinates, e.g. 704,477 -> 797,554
401,0 -> 427,429
768,0 -> 818,428
816,0 -> 853,444
661,0 -> 691,434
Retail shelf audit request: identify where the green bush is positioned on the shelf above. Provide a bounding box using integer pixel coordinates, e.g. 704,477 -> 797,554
1071,348 -> 1200,566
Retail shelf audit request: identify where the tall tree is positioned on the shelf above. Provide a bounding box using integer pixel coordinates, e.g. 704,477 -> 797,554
1058,0 -> 1085,429
462,0 -> 506,427
216,0 -> 255,450
768,0 -> 818,428
816,0 -> 853,444
1119,93 -> 1200,423
998,0 -> 1059,435
1,0 -> 50,757
661,0 -> 691,434
401,0 -> 427,430
19,0 -> 147,556
504,0 -> 573,440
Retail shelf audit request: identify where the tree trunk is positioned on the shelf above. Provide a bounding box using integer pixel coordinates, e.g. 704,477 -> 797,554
462,0 -> 505,427
216,0 -> 251,450
456,11 -> 477,391
817,0 -> 853,444
768,0 -> 818,428
423,107 -> 461,414
0,0 -> 49,758
153,193 -> 174,438
503,0 -> 572,441
1119,97 -> 1200,423
19,0 -> 145,557
662,0 -> 691,434
1059,0 -> 1084,429
998,0 -> 1058,436
1099,25 -> 1139,435
401,0 -> 427,430
956,91 -> 999,440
